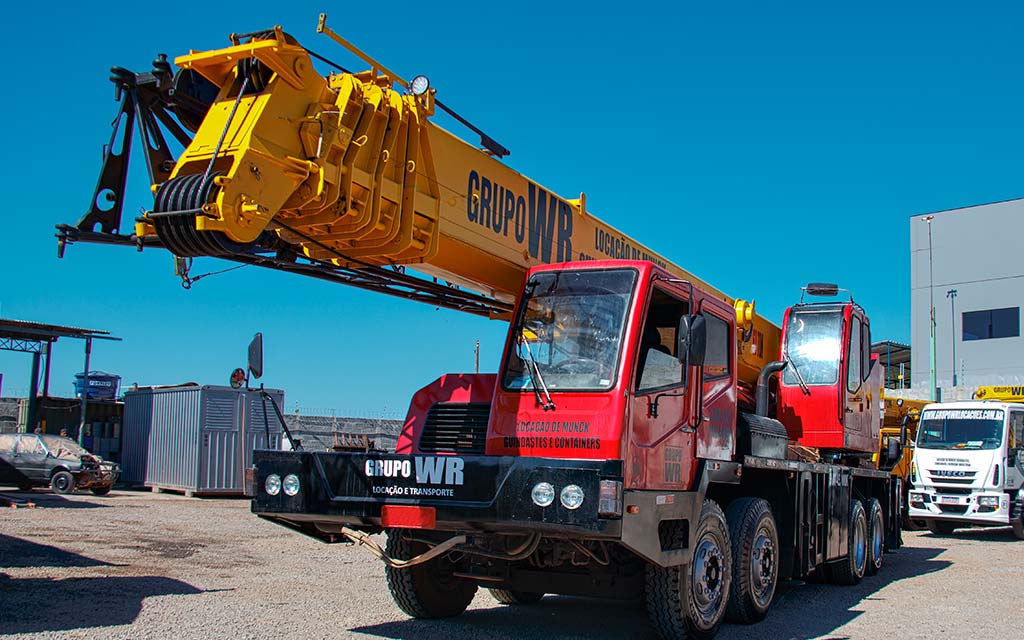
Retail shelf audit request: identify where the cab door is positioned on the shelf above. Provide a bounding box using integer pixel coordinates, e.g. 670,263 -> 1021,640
843,312 -> 871,449
694,298 -> 737,462
628,285 -> 698,490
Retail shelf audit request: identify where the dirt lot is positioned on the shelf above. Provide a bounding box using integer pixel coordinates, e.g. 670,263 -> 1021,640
1,489 -> 1022,639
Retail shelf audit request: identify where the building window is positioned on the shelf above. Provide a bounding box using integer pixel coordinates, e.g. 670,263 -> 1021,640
962,307 -> 1020,341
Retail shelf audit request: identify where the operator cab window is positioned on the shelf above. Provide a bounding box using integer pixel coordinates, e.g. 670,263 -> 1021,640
636,288 -> 688,392
847,317 -> 862,393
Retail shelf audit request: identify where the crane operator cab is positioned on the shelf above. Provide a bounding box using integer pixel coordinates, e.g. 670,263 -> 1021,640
776,283 -> 881,457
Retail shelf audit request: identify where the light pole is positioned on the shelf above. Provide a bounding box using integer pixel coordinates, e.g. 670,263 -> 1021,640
924,215 -> 937,401
947,288 -> 958,386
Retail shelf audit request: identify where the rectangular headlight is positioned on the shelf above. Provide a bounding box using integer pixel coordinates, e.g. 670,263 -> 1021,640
598,480 -> 623,516
978,495 -> 1000,507
909,492 -> 927,502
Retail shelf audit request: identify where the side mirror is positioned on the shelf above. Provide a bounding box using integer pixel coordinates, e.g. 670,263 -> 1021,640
886,436 -> 902,463
677,315 -> 707,368
248,332 -> 264,380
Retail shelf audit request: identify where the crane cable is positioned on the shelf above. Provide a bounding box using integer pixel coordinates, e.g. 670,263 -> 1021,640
178,259 -> 249,289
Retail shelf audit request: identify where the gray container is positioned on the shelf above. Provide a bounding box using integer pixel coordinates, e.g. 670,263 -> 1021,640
122,385 -> 285,495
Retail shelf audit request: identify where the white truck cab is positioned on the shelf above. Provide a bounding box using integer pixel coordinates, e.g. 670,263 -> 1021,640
908,401 -> 1024,538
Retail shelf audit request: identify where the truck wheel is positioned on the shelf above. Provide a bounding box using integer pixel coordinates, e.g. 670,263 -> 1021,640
50,471 -> 75,495
1012,519 -> 1024,540
646,499 -> 731,640
90,486 -> 113,496
831,499 -> 867,586
384,530 -> 477,618
489,589 -> 544,605
865,499 -> 885,576
725,498 -> 778,624
927,520 -> 956,535
902,515 -> 926,531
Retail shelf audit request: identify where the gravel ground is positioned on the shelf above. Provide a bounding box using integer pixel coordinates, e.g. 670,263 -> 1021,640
1,489 -> 1022,639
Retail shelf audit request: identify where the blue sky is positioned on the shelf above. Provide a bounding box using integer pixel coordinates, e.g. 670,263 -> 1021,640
2,1 -> 1022,415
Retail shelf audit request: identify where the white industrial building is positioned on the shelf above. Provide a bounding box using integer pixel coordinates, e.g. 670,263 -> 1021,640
910,198 -> 1024,400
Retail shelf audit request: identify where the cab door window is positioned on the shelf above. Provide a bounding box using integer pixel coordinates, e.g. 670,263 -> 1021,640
636,288 -> 688,393
703,313 -> 731,380
861,321 -> 872,381
1009,412 -> 1024,451
847,318 -> 862,392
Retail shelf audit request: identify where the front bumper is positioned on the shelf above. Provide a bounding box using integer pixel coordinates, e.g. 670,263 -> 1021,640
908,487 -> 1010,525
252,450 -> 624,541
76,463 -> 119,488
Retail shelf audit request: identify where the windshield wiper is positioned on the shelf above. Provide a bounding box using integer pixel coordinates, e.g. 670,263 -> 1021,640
517,332 -> 556,411
782,346 -> 811,396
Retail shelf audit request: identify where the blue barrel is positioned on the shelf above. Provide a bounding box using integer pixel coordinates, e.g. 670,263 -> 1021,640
74,371 -> 121,400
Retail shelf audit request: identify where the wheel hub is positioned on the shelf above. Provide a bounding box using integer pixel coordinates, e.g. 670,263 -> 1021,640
751,527 -> 776,601
854,518 -> 867,572
692,537 -> 724,613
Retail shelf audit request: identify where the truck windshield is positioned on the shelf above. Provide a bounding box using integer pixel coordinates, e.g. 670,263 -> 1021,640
502,269 -> 636,392
782,309 -> 842,386
918,408 -> 1005,450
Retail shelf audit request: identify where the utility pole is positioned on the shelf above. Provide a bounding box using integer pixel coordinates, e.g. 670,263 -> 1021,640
923,215 -> 938,401
946,288 -> 958,386
474,340 -> 480,374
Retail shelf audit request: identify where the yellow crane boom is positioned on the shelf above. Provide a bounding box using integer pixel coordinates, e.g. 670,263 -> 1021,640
59,16 -> 778,386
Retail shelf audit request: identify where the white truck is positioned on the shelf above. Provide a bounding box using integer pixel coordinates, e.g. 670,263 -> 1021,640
909,401 -> 1024,538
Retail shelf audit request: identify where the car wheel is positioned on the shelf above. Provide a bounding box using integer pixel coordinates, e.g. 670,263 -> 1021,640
50,470 -> 76,495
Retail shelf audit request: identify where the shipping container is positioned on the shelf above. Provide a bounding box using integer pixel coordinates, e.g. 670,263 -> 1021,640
122,385 -> 285,496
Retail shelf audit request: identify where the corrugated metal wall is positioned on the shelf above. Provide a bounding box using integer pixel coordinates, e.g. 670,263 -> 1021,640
122,385 -> 284,494
146,386 -> 202,491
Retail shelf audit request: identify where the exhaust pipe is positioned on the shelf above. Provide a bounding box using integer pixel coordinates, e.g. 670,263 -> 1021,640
756,361 -> 788,417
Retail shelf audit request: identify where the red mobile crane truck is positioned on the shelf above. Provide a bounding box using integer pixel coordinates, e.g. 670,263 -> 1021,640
256,268 -> 897,639
57,19 -> 900,640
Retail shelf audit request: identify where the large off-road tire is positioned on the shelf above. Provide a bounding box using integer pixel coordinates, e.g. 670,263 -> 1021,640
49,471 -> 75,495
646,500 -> 731,640
489,589 -> 544,605
927,520 -> 957,535
831,499 -> 868,586
384,530 -> 477,618
725,498 -> 778,624
90,485 -> 113,496
865,498 -> 885,576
